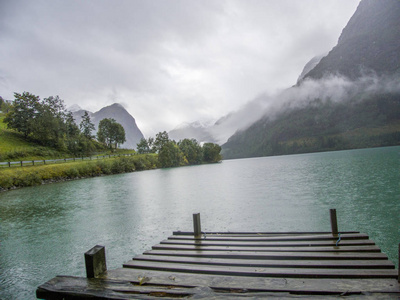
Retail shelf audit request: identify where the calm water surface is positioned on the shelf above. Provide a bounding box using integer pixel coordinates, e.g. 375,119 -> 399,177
1,146 -> 399,299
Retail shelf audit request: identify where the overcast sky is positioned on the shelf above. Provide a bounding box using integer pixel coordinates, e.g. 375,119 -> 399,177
0,0 -> 360,137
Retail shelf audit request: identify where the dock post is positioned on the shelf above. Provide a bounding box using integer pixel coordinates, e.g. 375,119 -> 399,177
85,245 -> 107,278
330,209 -> 338,236
193,213 -> 201,239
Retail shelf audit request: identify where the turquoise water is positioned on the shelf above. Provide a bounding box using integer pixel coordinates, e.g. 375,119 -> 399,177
1,146 -> 399,299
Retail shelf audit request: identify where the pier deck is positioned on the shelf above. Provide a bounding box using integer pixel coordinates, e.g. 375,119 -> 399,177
37,231 -> 400,299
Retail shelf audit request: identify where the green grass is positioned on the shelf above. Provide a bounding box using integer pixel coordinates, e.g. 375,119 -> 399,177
0,154 -> 158,190
0,114 -> 136,161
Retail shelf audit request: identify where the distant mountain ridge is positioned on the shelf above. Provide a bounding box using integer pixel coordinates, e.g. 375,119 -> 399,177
72,103 -> 144,149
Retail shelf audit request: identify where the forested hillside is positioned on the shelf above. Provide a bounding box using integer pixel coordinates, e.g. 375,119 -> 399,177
222,92 -> 400,158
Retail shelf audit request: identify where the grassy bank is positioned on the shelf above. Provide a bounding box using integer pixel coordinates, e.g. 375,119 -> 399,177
0,154 -> 158,191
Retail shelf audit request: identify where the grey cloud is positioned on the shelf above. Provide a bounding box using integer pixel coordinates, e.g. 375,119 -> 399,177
0,0 -> 360,136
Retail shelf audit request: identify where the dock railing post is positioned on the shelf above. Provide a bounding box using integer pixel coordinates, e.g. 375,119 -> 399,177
193,213 -> 201,239
330,208 -> 338,236
85,245 -> 107,278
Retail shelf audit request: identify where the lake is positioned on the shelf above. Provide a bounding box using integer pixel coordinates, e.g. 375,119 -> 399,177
1,146 -> 399,299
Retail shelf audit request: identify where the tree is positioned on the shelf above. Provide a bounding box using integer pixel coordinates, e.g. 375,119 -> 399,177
4,92 -> 41,138
97,118 -> 126,149
111,122 -> 126,149
65,111 -> 80,138
80,111 -> 95,139
202,143 -> 222,163
137,138 -> 150,154
178,138 -> 203,165
153,131 -> 169,153
158,140 -> 186,168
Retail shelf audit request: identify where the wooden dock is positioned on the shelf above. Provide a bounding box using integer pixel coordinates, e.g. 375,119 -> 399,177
37,211 -> 400,299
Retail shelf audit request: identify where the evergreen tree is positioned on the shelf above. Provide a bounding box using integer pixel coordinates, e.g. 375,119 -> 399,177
80,111 -> 95,139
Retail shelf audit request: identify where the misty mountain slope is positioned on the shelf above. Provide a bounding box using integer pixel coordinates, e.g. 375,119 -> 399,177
168,93 -> 274,145
73,103 -> 144,149
222,91 -> 400,158
169,120 -> 216,143
303,0 -> 400,80
222,0 -> 400,159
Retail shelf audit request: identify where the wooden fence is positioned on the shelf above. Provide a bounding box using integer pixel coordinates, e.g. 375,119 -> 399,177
0,153 -> 135,168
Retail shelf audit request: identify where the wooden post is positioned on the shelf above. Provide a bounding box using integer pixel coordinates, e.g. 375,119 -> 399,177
330,208 -> 338,235
193,213 -> 201,239
32,160 -> 34,166
85,245 -> 107,278
398,243 -> 400,283
8,161 -> 10,167
43,160 -> 46,165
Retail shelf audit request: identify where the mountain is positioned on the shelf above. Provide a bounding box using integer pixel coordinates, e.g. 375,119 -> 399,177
168,92 -> 274,145
72,103 -> 144,149
303,0 -> 400,80
222,0 -> 400,159
169,120 -> 216,144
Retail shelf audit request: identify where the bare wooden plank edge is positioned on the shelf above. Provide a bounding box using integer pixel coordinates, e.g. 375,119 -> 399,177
152,244 -> 382,253
127,254 -> 395,269
36,276 -> 196,300
173,231 -> 360,236
168,233 -> 369,242
124,260 -> 398,279
105,268 -> 400,294
36,274 -> 400,299
144,249 -> 389,260
161,238 -> 376,247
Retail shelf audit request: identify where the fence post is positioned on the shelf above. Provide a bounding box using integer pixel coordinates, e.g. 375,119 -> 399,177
330,208 -> 338,236
32,160 -> 34,166
43,160 -> 46,165
193,213 -> 201,239
8,161 -> 10,167
85,245 -> 107,278
20,161 -> 23,167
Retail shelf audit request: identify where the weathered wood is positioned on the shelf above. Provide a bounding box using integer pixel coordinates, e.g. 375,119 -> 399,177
37,230 -> 400,299
127,254 -> 395,269
330,209 -> 338,235
173,231 -> 359,236
36,274 -> 400,299
36,276 -> 196,300
85,245 -> 107,278
125,260 -> 398,279
105,268 -> 400,294
193,213 -> 201,238
161,238 -> 376,247
151,243 -> 382,253
144,249 -> 389,260
168,232 -> 369,242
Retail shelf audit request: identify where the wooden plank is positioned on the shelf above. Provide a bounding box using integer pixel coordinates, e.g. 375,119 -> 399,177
161,238 -> 376,247
125,260 -> 398,279
173,231 -> 360,236
152,243 -> 382,253
105,268 -> 400,294
36,276 -> 196,300
144,249 -> 389,260
168,232 -> 369,242
128,254 -> 395,269
36,274 -> 400,299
